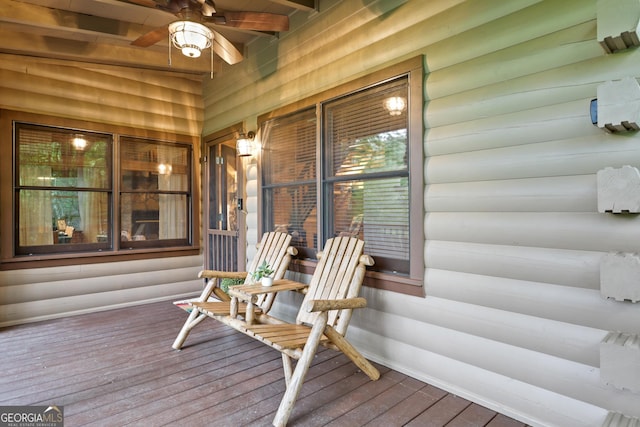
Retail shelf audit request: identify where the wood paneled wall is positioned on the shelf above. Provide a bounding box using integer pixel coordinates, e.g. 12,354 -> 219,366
202,0 -> 640,425
0,54 -> 205,326
0,54 -> 204,134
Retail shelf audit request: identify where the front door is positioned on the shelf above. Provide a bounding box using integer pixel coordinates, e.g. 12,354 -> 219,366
203,137 -> 245,272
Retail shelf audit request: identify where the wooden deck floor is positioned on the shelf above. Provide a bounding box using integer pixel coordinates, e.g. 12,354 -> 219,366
0,301 -> 528,427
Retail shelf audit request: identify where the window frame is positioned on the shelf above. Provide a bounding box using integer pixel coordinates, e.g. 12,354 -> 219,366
322,75 -> 412,276
14,123 -> 114,256
0,110 -> 200,270
258,56 -> 424,295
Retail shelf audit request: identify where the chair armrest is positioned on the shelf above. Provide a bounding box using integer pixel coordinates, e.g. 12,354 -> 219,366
198,270 -> 248,280
305,297 -> 367,313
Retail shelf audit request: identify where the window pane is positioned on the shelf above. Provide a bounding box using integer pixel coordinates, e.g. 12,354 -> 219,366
262,109 -> 317,255
121,139 -> 189,192
17,189 -> 110,250
17,124 -> 111,189
266,184 -> 317,251
325,78 -> 408,178
332,129 -> 407,176
120,193 -> 188,242
262,109 -> 316,186
331,177 -> 409,273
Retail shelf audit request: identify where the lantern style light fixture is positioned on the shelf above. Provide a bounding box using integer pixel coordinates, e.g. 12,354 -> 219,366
383,96 -> 407,116
168,21 -> 213,58
236,131 -> 256,157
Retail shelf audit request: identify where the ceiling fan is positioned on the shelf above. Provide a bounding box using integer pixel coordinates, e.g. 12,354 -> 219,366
127,0 -> 289,65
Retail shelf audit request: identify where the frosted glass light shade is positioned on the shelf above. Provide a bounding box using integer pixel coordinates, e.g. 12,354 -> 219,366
169,21 -> 213,58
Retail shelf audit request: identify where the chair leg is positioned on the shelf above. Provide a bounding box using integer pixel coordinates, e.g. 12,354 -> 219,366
323,325 -> 380,380
172,309 -> 207,350
282,354 -> 293,388
273,312 -> 327,427
172,279 -> 217,350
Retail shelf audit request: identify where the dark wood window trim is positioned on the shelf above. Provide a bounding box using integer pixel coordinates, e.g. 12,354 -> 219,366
0,110 -> 200,270
259,56 -> 425,296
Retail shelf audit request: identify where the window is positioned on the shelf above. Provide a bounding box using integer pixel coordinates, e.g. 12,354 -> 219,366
15,124 -> 112,255
2,112 -> 198,267
260,57 -> 424,294
323,77 -> 410,274
120,137 -> 191,248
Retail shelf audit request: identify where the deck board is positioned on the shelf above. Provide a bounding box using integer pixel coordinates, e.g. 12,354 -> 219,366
0,301 -> 529,426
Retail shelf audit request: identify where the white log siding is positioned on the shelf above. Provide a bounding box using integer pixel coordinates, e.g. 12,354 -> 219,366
0,54 -> 204,326
202,0 -> 640,425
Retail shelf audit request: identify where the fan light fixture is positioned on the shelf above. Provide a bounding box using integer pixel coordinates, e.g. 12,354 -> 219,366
169,21 -> 213,58
236,131 -> 256,157
168,21 -> 215,78
383,96 -> 407,116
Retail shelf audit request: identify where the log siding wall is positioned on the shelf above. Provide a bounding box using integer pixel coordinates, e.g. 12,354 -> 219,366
0,55 -> 204,326
203,0 -> 640,425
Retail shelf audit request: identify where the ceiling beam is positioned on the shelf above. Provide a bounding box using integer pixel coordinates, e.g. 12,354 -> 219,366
266,0 -> 315,12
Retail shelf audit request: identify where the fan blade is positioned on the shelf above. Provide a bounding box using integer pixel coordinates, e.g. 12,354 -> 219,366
211,30 -> 243,65
123,0 -> 159,7
131,26 -> 169,47
206,12 -> 289,32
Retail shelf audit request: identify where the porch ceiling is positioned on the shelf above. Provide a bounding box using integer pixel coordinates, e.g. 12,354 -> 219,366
0,0 -> 312,75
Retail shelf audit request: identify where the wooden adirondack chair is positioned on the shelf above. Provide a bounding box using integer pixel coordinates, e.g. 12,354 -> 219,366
172,231 -> 297,350
227,236 -> 380,426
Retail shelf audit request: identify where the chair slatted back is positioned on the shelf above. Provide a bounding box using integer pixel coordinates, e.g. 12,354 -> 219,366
245,232 -> 294,309
296,236 -> 367,331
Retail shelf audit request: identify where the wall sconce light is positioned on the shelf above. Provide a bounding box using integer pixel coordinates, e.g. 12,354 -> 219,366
383,96 -> 407,116
236,131 -> 256,157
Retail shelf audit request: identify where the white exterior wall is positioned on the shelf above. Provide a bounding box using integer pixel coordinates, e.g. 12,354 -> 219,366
203,0 -> 640,425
